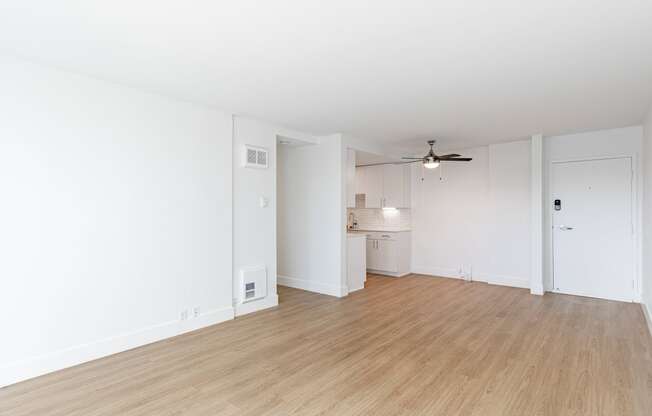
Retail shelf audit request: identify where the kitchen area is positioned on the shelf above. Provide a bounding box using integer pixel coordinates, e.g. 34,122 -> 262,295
346,148 -> 412,292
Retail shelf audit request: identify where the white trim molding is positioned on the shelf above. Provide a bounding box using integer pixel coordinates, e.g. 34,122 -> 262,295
366,269 -> 411,278
642,303 -> 652,338
413,268 -> 529,289
235,294 -> 279,316
476,274 -> 530,289
278,275 -> 348,298
530,134 -> 545,295
411,266 -> 462,280
0,306 -> 234,388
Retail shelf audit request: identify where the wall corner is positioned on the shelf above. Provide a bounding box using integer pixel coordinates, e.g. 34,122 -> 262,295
530,134 -> 545,296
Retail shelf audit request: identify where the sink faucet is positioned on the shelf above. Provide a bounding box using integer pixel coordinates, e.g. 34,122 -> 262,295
348,212 -> 358,230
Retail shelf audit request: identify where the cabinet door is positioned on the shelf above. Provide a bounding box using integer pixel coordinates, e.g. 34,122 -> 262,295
382,164 -> 405,208
366,239 -> 379,269
355,165 -> 365,199
376,240 -> 398,272
402,165 -> 411,209
357,166 -> 383,208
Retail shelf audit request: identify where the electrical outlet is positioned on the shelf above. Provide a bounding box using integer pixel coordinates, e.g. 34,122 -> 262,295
193,307 -> 201,318
460,266 -> 472,281
460,266 -> 473,282
180,309 -> 189,321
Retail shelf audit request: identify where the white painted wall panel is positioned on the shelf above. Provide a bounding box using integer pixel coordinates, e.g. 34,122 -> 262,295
642,110 -> 652,329
486,141 -> 531,286
277,136 -> 346,297
411,141 -> 531,287
411,146 -> 492,280
0,56 -> 234,386
232,117 -> 278,315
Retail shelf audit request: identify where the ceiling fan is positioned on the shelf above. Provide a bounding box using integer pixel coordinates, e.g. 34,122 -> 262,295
399,140 -> 472,169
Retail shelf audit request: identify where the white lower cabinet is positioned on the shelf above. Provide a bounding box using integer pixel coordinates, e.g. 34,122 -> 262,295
366,239 -> 379,268
365,231 -> 411,277
347,234 -> 367,292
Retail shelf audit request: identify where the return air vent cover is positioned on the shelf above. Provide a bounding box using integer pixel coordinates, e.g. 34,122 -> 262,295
243,145 -> 269,169
240,266 -> 267,303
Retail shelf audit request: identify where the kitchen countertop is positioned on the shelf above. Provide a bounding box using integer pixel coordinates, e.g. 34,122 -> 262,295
348,227 -> 411,233
347,232 -> 367,239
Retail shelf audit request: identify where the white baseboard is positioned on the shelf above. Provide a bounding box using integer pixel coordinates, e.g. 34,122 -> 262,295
412,267 -> 529,290
366,269 -> 411,278
530,284 -> 545,296
643,302 -> 652,338
278,275 -> 348,298
235,294 -> 279,316
476,274 -> 530,289
0,306 -> 234,388
411,266 -> 462,280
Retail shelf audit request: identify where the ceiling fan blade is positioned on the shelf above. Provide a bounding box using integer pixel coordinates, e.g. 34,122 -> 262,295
438,153 -> 461,158
357,160 -> 422,167
401,157 -> 424,160
441,158 -> 472,162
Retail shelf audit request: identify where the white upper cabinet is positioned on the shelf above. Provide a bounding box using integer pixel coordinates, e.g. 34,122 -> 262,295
382,164 -> 406,208
363,166 -> 383,208
355,164 -> 410,208
356,165 -> 384,208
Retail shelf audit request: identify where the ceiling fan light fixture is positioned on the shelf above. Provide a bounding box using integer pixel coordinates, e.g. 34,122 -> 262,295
395,140 -> 471,168
423,157 -> 440,169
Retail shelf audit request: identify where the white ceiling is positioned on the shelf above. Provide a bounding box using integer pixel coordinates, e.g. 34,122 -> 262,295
2,1 -> 652,152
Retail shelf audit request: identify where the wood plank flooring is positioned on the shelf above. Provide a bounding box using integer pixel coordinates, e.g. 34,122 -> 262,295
1,274 -> 651,416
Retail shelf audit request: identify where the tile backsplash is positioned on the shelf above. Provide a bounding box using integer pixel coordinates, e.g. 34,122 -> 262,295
347,208 -> 411,229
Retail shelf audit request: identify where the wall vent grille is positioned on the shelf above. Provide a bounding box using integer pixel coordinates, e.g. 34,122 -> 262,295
240,267 -> 267,303
243,145 -> 269,169
245,282 -> 256,299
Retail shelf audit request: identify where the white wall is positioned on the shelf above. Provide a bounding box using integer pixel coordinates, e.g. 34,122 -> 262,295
0,56 -> 234,387
642,109 -> 652,331
277,136 -> 347,297
231,117 -> 317,315
232,117 -> 278,315
487,141 -> 532,285
411,140 -> 531,288
543,126 -> 643,297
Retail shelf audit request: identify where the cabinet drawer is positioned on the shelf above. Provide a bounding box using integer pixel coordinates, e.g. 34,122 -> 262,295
365,232 -> 396,241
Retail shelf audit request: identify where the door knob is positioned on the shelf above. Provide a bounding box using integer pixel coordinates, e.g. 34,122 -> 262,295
559,226 -> 574,231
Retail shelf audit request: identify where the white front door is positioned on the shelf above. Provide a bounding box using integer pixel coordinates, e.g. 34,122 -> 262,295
552,157 -> 634,302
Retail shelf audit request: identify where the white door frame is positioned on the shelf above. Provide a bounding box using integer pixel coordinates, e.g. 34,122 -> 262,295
547,154 -> 641,302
